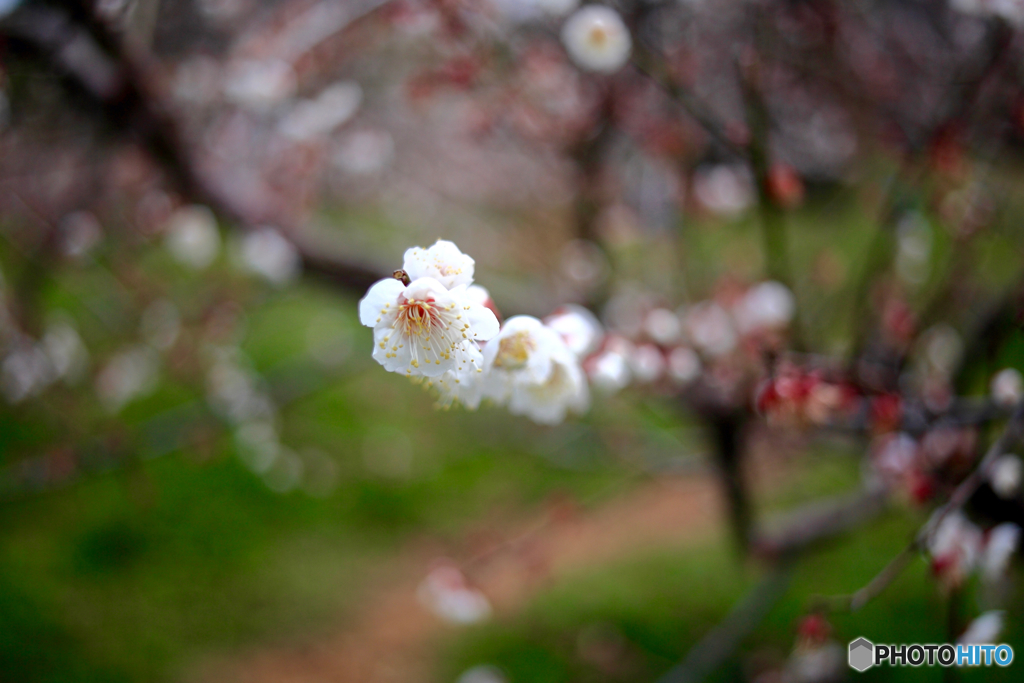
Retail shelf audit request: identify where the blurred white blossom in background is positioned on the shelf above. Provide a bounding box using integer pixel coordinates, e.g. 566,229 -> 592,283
239,227 -> 302,285
991,367 -> 1023,408
417,561 -> 492,625
164,205 -> 221,270
279,81 -> 362,142
692,165 -> 754,217
958,611 -> 1005,645
734,281 -> 795,334
224,59 -> 297,111
561,5 -> 632,74
95,346 -> 160,413
455,664 -> 508,683
990,454 -> 1022,499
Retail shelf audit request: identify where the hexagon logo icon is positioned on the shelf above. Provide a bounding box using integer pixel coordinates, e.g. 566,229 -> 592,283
848,637 -> 874,672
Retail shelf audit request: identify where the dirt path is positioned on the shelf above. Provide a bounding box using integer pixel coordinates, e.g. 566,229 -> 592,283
189,472 -> 731,683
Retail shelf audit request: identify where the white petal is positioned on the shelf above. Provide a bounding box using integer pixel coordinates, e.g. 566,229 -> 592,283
462,301 -> 500,341
403,240 -> 475,289
982,523 -> 1021,581
508,352 -> 589,425
372,325 -> 411,372
402,276 -> 451,301
524,325 -> 562,383
546,305 -> 603,358
959,611 -> 1005,645
359,279 -> 405,327
465,284 -> 491,307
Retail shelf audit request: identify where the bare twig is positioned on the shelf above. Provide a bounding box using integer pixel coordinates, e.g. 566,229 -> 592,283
813,543 -> 918,613
817,400 -> 1024,614
919,400 -> 1024,542
752,483 -> 890,560
2,1 -> 389,295
629,50 -> 747,159
656,563 -> 794,683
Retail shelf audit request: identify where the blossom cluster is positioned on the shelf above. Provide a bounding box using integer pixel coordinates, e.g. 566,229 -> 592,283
928,510 -> 1020,591
359,240 -> 806,424
359,240 -> 588,424
755,354 -> 1024,644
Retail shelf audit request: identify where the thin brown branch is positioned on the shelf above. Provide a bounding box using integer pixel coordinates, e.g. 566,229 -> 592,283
656,563 -> 794,683
630,55 -> 748,159
816,400 -> 1024,614
3,1 -> 390,295
752,483 -> 890,560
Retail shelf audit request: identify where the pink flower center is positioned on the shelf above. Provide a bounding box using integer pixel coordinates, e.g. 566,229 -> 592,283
398,297 -> 443,338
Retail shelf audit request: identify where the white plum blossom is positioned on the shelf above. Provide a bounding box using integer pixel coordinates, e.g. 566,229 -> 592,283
334,129 -> 394,176
205,347 -> 275,424
95,346 -> 160,413
224,59 -> 297,111
60,211 -> 103,259
172,56 -> 221,106
279,81 -> 362,142
483,315 -> 589,424
692,165 -> 754,216
587,346 -> 632,394
786,641 -> 845,683
929,510 -> 983,584
240,227 -> 302,285
644,308 -> 683,345
165,205 -> 220,269
981,523 -> 1020,581
896,214 -> 933,285
403,240 -> 476,289
871,432 -> 918,486
991,367 -> 1023,408
456,665 -> 507,683
2,342 -> 55,403
561,5 -> 632,74
922,324 -> 963,376
958,611 -> 1005,645
685,302 -> 738,356
43,319 -> 89,383
545,304 -> 603,358
417,561 -> 492,625
359,276 -> 499,378
668,346 -> 701,385
734,281 -> 795,333
990,454 -> 1022,499
631,344 -> 666,383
